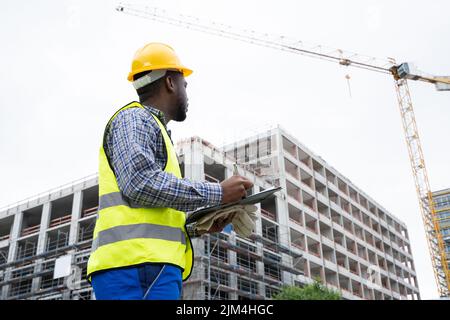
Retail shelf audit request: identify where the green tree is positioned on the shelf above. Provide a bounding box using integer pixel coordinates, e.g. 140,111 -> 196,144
272,279 -> 341,300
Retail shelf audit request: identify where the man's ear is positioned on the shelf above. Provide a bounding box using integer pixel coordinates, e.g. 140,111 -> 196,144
165,75 -> 176,93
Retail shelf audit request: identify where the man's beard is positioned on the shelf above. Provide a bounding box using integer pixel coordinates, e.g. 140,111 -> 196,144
174,101 -> 187,122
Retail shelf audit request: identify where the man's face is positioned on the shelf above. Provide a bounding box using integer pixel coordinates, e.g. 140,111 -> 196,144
173,74 -> 189,122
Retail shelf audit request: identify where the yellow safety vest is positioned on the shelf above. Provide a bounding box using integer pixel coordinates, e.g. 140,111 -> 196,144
87,101 -> 193,281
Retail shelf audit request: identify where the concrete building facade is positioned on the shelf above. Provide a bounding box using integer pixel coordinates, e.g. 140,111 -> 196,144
0,126 -> 420,300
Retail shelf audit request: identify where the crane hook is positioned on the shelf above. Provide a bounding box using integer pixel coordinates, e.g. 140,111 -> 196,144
345,74 -> 352,98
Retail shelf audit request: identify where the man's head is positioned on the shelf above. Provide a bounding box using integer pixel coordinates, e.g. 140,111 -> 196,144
128,43 -> 192,123
134,70 -> 189,122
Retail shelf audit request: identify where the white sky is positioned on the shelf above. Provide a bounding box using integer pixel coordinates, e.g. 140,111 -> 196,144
1,0 -> 449,299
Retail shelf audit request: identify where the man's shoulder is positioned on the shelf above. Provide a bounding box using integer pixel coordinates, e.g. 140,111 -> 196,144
109,105 -> 160,131
113,105 -> 150,120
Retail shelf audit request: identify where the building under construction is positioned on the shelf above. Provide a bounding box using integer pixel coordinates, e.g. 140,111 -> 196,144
0,126 -> 420,300
432,188 -> 450,284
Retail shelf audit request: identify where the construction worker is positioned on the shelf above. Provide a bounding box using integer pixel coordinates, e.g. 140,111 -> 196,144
86,42 -> 253,300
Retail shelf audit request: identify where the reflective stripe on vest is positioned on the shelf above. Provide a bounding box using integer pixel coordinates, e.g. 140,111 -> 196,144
91,223 -> 187,251
87,101 -> 194,281
98,192 -> 129,210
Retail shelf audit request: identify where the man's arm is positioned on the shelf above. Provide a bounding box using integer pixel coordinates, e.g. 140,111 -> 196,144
106,108 -> 222,212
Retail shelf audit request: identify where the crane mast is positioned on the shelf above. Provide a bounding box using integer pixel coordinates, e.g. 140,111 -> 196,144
393,78 -> 449,296
116,3 -> 450,297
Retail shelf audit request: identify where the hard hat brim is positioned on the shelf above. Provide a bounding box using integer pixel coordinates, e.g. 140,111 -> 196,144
127,66 -> 193,82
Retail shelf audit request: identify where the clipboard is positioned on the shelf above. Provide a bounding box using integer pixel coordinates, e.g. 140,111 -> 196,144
185,186 -> 282,225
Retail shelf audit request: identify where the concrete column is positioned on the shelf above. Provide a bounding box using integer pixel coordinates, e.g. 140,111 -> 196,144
184,138 -> 205,181
35,202 -> 51,254
276,196 -> 289,246
1,210 -> 23,299
182,139 -> 207,300
60,191 -> 84,300
8,210 -> 23,262
274,131 -> 289,247
275,189 -> 294,286
183,237 -> 206,300
282,268 -> 294,285
254,187 -> 266,299
228,234 -> 238,300
256,259 -> 265,298
69,191 -> 83,245
31,202 -> 51,295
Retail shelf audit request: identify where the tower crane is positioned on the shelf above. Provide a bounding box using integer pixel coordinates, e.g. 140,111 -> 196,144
116,3 -> 450,297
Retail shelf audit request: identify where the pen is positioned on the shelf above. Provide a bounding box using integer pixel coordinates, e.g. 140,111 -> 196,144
234,163 -> 247,199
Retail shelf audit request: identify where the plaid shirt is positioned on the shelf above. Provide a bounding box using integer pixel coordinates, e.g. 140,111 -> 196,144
104,103 -> 222,237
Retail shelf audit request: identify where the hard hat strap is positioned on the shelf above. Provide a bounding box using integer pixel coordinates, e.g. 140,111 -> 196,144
132,69 -> 167,90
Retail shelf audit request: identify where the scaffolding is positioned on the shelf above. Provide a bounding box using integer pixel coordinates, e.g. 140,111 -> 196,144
180,132 -> 306,300
0,202 -> 98,300
184,216 -> 304,300
0,248 -> 9,265
16,239 -> 38,261
46,230 -> 69,252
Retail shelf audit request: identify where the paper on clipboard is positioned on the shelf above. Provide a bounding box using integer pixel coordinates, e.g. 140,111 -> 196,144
185,186 -> 282,225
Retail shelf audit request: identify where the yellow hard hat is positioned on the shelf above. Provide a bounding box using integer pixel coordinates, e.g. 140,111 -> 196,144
127,42 -> 193,81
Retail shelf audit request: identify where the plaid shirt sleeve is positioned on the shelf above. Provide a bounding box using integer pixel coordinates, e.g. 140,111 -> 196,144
105,107 -> 223,217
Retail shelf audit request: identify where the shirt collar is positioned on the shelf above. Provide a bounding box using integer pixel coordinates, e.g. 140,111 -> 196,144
142,104 -> 172,137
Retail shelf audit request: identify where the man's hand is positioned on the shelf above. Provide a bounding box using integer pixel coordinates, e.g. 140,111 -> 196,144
220,175 -> 253,204
207,212 -> 236,233
204,204 -> 257,236
196,211 -> 236,235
